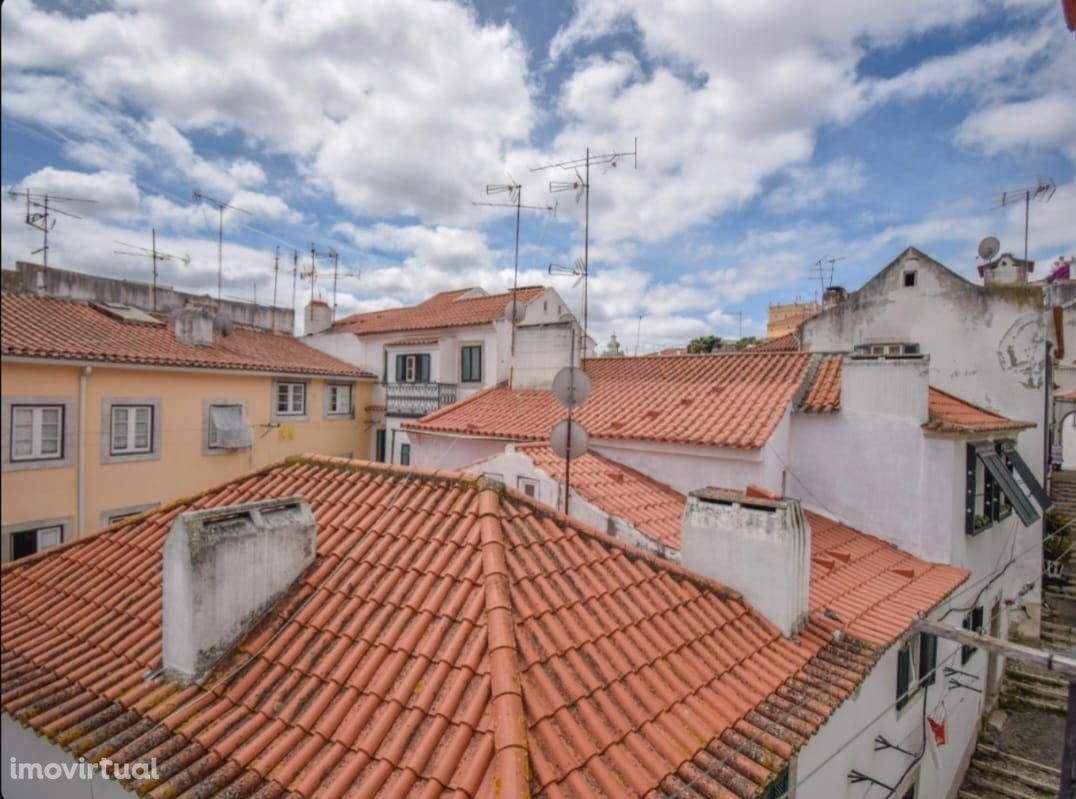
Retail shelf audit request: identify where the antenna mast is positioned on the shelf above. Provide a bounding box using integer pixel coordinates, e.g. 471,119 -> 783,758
9,188 -> 98,272
531,138 -> 638,357
474,180 -> 556,354
808,255 -> 845,295
192,189 -> 251,303
999,178 -> 1055,262
291,249 -> 299,332
113,228 -> 190,311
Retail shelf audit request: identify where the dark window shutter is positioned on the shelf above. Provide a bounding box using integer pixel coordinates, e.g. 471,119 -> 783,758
896,645 -> 911,709
919,633 -> 937,687
396,355 -> 405,382
420,355 -> 430,382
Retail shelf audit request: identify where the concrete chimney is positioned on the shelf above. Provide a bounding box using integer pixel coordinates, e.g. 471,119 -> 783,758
822,285 -> 847,310
173,304 -> 215,346
163,497 -> 316,682
305,300 -> 332,335
980,253 -> 1033,287
681,489 -> 810,637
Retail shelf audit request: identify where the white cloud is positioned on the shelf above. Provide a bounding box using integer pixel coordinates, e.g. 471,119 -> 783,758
957,93 -> 1076,162
766,158 -> 867,213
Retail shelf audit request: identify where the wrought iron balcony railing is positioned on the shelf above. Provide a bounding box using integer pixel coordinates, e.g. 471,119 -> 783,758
385,382 -> 458,418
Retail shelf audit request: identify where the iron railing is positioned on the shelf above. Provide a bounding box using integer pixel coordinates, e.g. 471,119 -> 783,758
385,382 -> 457,418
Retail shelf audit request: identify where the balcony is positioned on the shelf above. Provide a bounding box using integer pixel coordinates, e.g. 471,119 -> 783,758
385,382 -> 458,418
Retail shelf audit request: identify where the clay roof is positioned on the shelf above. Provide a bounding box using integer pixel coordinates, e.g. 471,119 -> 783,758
332,286 -> 546,336
2,453 -> 886,798
924,387 -> 1035,434
747,333 -> 799,352
1058,390 -> 1076,402
407,351 -> 817,449
1,294 -> 371,378
514,442 -> 685,550
799,355 -> 843,412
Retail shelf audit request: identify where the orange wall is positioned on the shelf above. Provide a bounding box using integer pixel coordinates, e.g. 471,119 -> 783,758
2,361 -> 373,538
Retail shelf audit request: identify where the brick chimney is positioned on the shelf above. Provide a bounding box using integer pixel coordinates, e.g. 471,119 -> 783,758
162,497 -> 316,682
681,489 -> 810,637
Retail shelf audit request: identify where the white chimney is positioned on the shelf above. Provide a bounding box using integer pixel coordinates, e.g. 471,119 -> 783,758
163,497 -> 316,682
305,300 -> 332,335
981,253 -> 1032,287
681,489 -> 810,637
173,304 -> 215,346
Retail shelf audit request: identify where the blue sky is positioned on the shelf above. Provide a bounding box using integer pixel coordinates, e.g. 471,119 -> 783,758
1,0 -> 1074,351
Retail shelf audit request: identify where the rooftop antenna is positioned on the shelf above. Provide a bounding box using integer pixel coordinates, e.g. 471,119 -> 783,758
550,321 -> 592,516
532,138 -> 638,356
977,236 -> 1001,262
290,249 -> 299,334
808,255 -> 845,295
9,188 -> 98,272
635,314 -> 643,356
192,189 -> 251,303
113,228 -> 190,311
999,177 -> 1055,262
271,247 -> 280,331
474,178 -> 556,355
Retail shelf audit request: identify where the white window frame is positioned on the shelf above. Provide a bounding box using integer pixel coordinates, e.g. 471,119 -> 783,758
326,383 -> 353,416
460,344 -> 483,383
3,521 -> 66,562
405,355 -> 418,383
275,382 -> 307,417
110,404 -> 154,455
208,403 -> 245,449
517,477 -> 539,498
10,404 -> 64,462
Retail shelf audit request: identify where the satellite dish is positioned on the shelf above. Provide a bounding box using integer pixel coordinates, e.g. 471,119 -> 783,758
978,236 -> 1000,261
550,419 -> 589,460
552,367 -> 592,409
504,299 -> 525,323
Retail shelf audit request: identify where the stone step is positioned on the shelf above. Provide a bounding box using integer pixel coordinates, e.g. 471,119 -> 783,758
1003,678 -> 1067,704
1006,662 -> 1067,688
964,763 -> 1056,799
977,745 -> 1062,779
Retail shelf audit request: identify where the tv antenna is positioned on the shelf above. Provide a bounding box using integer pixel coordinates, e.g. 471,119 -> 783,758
474,178 -> 556,354
192,189 -> 251,303
999,177 -> 1055,262
8,188 -> 98,271
549,322 -> 592,516
531,138 -> 638,354
808,255 -> 845,295
113,228 -> 190,311
635,314 -> 643,357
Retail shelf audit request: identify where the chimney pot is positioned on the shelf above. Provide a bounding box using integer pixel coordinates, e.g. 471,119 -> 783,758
681,489 -> 810,637
162,496 -> 315,682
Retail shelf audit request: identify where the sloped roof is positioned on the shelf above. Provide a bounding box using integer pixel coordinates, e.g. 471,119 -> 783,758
799,355 -> 843,412
514,442 -> 685,550
1,293 -> 371,378
747,333 -> 799,352
407,351 -> 817,449
2,454 -> 882,799
924,387 -> 1035,434
332,286 -> 546,337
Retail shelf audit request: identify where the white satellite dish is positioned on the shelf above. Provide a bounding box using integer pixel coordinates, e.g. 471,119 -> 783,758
978,236 -> 1000,261
504,299 -> 525,323
552,367 -> 592,409
550,419 -> 589,460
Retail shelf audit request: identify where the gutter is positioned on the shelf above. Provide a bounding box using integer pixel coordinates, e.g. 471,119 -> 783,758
0,355 -> 374,381
78,366 -> 92,536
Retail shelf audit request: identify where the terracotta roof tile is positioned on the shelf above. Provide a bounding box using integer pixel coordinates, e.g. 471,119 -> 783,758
924,386 -> 1035,433
406,351 -> 816,448
748,333 -> 800,352
512,443 -> 685,551
333,286 -> 545,336
3,454 -> 884,798
1,294 -> 370,378
799,354 -> 843,412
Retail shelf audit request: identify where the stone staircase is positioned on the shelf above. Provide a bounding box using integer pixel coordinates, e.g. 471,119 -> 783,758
1049,470 -> 1076,521
957,745 -> 1060,799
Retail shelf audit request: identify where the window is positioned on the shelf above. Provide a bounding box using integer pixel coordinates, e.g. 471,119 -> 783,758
903,270 -> 917,287
110,405 -> 153,455
399,443 -> 411,466
9,525 -> 62,561
961,606 -> 984,664
395,354 -> 431,383
375,429 -> 386,462
10,405 -> 63,462
207,404 -> 250,450
854,342 -> 920,357
965,441 -> 1045,534
461,345 -> 483,383
275,382 -> 306,416
518,477 -> 539,498
896,633 -> 937,710
327,384 -> 352,415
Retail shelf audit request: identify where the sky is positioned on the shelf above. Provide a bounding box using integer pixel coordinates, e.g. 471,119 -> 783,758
1,0 -> 1074,353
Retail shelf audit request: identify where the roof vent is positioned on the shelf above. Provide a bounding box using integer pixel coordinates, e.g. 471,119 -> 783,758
681,488 -> 810,637
162,497 -> 316,683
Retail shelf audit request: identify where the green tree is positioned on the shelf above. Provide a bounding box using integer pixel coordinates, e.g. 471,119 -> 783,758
734,336 -> 759,351
687,335 -> 722,353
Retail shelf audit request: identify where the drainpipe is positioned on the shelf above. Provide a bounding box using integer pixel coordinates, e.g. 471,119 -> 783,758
78,366 -> 92,536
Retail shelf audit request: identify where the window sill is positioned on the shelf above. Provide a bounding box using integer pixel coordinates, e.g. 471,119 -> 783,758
103,450 -> 161,465
2,456 -> 70,472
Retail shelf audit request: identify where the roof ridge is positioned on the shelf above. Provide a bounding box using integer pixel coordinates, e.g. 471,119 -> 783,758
408,383 -> 509,425
477,489 -> 531,796
583,350 -> 807,363
927,385 -> 1004,417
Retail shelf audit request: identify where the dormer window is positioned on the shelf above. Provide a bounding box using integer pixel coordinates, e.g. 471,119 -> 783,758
903,270 -> 917,287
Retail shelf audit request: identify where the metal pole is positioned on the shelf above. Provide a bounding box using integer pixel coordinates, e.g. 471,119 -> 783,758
151,227 -> 158,311
1024,190 -> 1030,263
583,147 -> 590,360
272,246 -> 279,331
42,193 -> 49,270
291,250 -> 298,330
564,324 -> 575,516
217,204 -> 224,302
332,251 -> 339,321
511,187 -> 522,356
